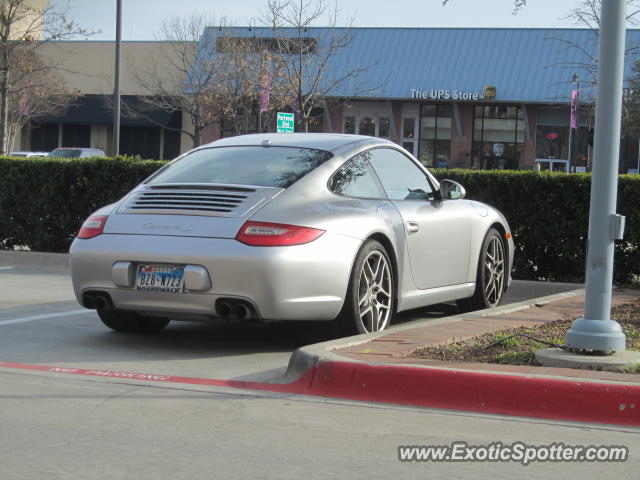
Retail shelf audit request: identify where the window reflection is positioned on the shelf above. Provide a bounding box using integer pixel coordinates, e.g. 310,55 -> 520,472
379,117 -> 390,138
148,146 -> 333,189
402,117 -> 415,138
368,148 -> 434,201
329,151 -> 385,199
344,116 -> 355,134
359,117 -> 376,137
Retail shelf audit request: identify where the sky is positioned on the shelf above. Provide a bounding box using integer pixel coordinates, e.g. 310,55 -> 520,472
51,0 -> 582,41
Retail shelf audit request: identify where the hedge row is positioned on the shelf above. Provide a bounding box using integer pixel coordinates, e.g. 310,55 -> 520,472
0,156 -> 638,283
0,156 -> 166,252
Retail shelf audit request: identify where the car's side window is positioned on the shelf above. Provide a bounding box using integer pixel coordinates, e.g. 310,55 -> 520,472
367,148 -> 435,201
329,152 -> 386,199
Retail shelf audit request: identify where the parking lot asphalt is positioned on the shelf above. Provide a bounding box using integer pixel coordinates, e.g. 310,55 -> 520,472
0,251 -> 585,383
1,251 -> 639,479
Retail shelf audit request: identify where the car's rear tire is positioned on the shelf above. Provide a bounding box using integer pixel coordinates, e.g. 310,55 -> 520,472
98,308 -> 170,333
457,228 -> 506,312
331,240 -> 395,337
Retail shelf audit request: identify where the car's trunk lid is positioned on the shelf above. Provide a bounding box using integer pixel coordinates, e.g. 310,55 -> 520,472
103,183 -> 283,238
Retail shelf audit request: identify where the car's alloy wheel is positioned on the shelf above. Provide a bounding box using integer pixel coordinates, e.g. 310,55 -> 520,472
357,249 -> 393,333
457,228 -> 506,312
98,308 -> 170,333
483,234 -> 506,307
333,240 -> 395,337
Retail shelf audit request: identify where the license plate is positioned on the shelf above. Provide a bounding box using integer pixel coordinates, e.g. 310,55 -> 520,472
136,264 -> 184,293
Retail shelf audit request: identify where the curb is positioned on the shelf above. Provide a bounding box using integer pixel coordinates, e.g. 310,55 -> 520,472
285,289 -> 640,427
298,361 -> 640,426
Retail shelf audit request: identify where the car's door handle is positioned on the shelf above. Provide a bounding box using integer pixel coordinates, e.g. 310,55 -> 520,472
406,221 -> 420,234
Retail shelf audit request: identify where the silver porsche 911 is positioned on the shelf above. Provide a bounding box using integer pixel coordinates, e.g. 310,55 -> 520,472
70,133 -> 514,336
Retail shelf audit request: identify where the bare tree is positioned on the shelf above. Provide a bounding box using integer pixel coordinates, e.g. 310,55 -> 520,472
214,34 -> 288,135
0,0 -> 91,154
261,0 -> 377,132
565,0 -> 640,31
130,14 -> 292,145
129,13 -> 228,148
6,52 -> 76,151
550,0 -> 640,94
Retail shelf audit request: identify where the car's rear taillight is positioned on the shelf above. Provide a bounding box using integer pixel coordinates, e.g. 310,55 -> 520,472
77,215 -> 109,239
236,221 -> 325,246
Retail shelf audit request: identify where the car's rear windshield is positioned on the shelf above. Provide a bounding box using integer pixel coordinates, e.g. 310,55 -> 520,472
147,146 -> 333,189
48,149 -> 81,158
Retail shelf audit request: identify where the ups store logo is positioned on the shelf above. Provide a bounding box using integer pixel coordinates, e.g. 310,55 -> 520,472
483,86 -> 497,100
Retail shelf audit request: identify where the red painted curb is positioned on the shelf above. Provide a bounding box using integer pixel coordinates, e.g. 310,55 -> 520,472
303,362 -> 640,426
2,361 -> 639,426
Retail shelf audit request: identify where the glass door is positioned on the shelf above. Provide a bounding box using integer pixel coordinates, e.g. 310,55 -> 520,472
401,115 -> 417,157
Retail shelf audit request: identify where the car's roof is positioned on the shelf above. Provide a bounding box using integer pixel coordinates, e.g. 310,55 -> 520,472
198,133 -> 394,153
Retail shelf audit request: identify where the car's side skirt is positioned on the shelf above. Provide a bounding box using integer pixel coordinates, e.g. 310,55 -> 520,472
397,283 -> 476,313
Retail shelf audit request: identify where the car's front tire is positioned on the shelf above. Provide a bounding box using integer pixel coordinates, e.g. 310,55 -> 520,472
332,240 -> 395,337
457,228 -> 507,312
98,308 -> 170,333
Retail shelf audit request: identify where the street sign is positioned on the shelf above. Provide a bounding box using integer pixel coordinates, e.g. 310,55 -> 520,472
276,112 -> 294,133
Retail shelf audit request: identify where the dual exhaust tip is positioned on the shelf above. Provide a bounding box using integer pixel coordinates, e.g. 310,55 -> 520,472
83,291 -> 255,320
216,300 -> 255,320
82,291 -> 113,310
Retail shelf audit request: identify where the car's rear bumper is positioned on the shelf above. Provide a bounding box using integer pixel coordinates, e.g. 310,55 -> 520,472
70,232 -> 361,321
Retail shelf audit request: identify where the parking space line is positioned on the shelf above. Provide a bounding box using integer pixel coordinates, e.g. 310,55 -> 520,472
0,361 -> 298,393
0,309 -> 90,326
0,266 -> 14,270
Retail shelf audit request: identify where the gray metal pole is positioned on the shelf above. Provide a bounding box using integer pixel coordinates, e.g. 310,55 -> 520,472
112,0 -> 122,156
566,0 -> 627,352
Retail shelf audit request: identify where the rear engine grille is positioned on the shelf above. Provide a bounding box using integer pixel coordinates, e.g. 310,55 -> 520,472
118,185 -> 262,216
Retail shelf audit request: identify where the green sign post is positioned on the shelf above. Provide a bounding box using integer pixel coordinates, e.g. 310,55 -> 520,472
276,112 -> 295,133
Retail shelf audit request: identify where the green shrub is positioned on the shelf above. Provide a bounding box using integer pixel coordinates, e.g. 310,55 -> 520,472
0,157 -> 638,283
0,155 -> 166,252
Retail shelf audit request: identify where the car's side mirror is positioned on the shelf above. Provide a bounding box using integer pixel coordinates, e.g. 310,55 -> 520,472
439,179 -> 466,200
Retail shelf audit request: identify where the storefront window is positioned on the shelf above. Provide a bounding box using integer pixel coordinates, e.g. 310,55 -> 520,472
419,104 -> 451,167
308,114 -> 323,133
344,116 -> 355,134
535,125 -> 569,160
344,115 -> 391,138
359,117 -> 376,136
379,118 -> 390,138
403,117 -> 415,139
401,116 -> 417,156
535,106 -> 589,171
472,105 -> 524,169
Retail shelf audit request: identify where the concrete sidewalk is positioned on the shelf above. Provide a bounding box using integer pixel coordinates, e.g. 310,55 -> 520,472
337,290 -> 640,383
286,289 -> 640,426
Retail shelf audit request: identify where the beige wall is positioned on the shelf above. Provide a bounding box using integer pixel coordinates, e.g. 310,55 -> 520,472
33,41 -> 195,155
36,41 -> 194,96
10,0 -> 49,40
